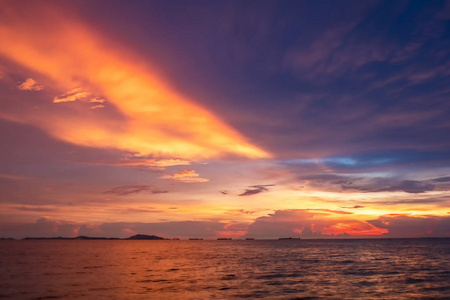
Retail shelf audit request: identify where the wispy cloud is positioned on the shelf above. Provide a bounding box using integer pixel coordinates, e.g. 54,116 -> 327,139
89,104 -> 104,110
341,179 -> 435,194
299,173 -> 439,194
88,97 -> 106,104
308,209 -> 353,215
225,209 -> 256,215
340,205 -> 365,209
17,78 -> 43,91
0,173 -> 28,180
239,184 -> 274,196
360,196 -> 449,206
105,185 -> 168,196
13,205 -> 57,212
162,170 -> 209,183
53,88 -> 90,103
53,88 -> 106,109
92,157 -> 191,171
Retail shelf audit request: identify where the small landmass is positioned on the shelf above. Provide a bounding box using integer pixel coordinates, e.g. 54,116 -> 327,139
23,236 -> 120,240
126,234 -> 165,240
20,234 -> 164,240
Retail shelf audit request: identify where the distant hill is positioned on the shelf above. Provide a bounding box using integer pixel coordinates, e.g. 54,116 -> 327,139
126,234 -> 164,240
23,236 -> 119,240
20,234 -> 164,240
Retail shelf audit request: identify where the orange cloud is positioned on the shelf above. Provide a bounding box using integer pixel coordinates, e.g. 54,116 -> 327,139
321,222 -> 387,236
88,97 -> 106,104
92,157 -> 191,170
0,3 -> 269,161
53,88 -> 106,110
53,88 -> 91,103
163,170 -> 209,183
17,78 -> 43,91
90,104 -> 105,110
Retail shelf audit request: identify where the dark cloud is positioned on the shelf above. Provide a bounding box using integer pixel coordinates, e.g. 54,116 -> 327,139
105,185 -> 168,196
381,180 -> 435,194
13,206 -> 57,212
342,179 -> 435,194
301,174 -> 437,194
226,209 -> 256,215
340,205 -> 366,209
108,208 -> 163,214
151,189 -> 169,194
368,215 -> 450,238
432,176 -> 450,183
361,196 -> 449,206
239,184 -> 274,196
0,217 -> 80,238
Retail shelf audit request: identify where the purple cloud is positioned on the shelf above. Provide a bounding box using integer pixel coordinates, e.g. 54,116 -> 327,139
368,215 -> 450,238
105,185 -> 168,196
239,184 -> 274,196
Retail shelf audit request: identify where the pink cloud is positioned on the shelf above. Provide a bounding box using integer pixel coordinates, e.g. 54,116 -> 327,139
162,170 -> 209,183
17,78 -> 43,91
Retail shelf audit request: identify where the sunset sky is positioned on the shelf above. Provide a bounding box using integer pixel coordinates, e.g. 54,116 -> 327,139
1,0 -> 449,239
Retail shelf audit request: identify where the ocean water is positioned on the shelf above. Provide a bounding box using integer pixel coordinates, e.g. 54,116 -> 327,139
0,239 -> 449,299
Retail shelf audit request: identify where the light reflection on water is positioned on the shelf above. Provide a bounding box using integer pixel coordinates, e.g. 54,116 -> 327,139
0,239 -> 449,299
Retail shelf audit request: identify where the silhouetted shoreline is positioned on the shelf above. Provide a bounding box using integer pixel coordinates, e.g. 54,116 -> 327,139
18,234 -> 164,241
1,236 -> 449,241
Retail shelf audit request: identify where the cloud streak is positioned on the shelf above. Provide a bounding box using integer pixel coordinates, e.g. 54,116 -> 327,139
162,170 -> 209,183
53,88 -> 106,110
239,184 -> 274,196
0,2 -> 269,161
105,185 -> 168,196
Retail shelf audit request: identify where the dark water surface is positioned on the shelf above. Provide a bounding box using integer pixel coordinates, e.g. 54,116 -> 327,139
0,239 -> 449,299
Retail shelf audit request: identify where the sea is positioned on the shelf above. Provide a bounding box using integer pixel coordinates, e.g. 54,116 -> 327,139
0,238 -> 449,299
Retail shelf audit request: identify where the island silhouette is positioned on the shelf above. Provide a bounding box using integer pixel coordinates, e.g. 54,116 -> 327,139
20,234 -> 165,240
